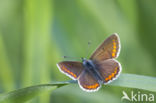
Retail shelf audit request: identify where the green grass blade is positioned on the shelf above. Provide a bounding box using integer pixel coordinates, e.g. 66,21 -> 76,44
110,73 -> 156,92
0,81 -> 70,103
0,74 -> 156,103
0,35 -> 14,91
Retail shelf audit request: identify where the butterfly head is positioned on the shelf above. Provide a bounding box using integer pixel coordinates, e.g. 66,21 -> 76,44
81,58 -> 90,64
82,58 -> 94,69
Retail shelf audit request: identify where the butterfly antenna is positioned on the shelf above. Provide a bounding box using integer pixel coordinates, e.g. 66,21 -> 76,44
62,56 -> 81,60
85,41 -> 92,58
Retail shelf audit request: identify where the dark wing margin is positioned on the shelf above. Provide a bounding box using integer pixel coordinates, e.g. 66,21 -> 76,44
57,61 -> 84,80
78,70 -> 101,92
94,59 -> 122,84
90,33 -> 121,62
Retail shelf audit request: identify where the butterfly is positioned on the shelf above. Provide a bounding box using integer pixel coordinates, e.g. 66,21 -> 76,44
57,33 -> 122,92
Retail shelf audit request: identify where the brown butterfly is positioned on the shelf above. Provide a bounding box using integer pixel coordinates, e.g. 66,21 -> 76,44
57,33 -> 122,92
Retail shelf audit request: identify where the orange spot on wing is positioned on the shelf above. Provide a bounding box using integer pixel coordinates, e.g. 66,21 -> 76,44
112,53 -> 115,57
61,65 -> 77,78
105,78 -> 109,81
113,45 -> 116,49
113,49 -> 116,53
112,39 -> 117,57
83,83 -> 99,89
112,73 -> 115,77
109,75 -> 112,79
105,67 -> 118,82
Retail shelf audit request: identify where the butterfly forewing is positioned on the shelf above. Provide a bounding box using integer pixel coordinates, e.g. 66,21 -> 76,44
57,61 -> 84,80
94,59 -> 121,84
90,33 -> 120,62
78,70 -> 101,92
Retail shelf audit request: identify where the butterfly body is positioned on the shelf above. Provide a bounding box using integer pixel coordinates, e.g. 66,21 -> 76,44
82,58 -> 103,84
57,33 -> 122,92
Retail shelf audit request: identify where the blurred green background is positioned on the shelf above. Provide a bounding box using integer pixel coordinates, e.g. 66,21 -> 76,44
0,0 -> 156,103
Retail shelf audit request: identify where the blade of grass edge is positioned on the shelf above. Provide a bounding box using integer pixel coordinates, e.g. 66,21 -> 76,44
0,81 -> 71,103
109,73 -> 156,92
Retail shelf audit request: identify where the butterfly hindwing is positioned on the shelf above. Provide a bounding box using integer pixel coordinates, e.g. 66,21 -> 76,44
57,61 -> 84,80
94,59 -> 121,84
78,69 -> 101,92
90,33 -> 120,62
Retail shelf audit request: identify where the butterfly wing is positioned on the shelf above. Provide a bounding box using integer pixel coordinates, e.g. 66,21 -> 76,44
57,61 -> 84,80
78,70 -> 101,92
90,33 -> 120,62
94,59 -> 122,84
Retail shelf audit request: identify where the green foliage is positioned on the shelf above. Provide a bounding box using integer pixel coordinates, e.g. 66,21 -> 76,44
0,85 -> 57,103
0,81 -> 69,103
